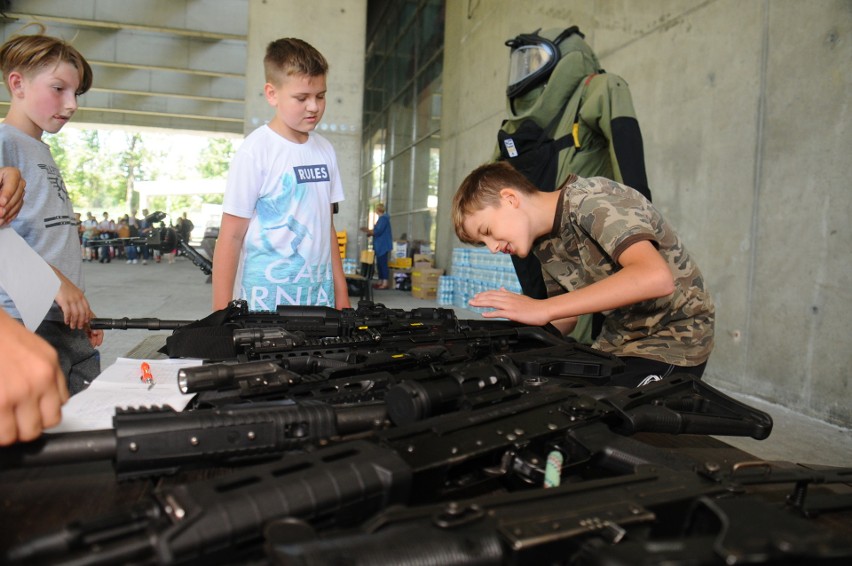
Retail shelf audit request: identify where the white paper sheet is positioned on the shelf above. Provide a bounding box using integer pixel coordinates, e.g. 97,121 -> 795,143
0,228 -> 61,330
48,357 -> 204,433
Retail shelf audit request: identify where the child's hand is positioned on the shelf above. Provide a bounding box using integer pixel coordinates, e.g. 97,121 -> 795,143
0,167 -> 26,226
469,287 -> 551,326
0,312 -> 69,445
85,322 -> 104,348
52,269 -> 94,330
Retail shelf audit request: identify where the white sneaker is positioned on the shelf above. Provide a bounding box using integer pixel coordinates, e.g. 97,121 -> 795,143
126,260 -> 132,264
132,259 -> 139,264
142,260 -> 148,265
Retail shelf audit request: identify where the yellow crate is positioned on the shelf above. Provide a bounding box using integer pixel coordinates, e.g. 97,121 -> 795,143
388,257 -> 412,269
337,231 -> 347,259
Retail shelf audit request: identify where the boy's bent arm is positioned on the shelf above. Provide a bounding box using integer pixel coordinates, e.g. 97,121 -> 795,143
470,241 -> 675,326
212,213 -> 250,311
0,167 -> 25,226
330,215 -> 351,309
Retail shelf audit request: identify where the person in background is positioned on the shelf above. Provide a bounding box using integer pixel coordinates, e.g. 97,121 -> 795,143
80,211 -> 98,261
212,38 -> 349,312
176,211 -> 194,251
137,208 -> 152,265
96,211 -> 115,263
0,27 -> 103,394
125,209 -> 140,264
361,203 -> 393,290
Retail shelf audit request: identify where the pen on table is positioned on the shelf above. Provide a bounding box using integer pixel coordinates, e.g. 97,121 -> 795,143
140,361 -> 155,390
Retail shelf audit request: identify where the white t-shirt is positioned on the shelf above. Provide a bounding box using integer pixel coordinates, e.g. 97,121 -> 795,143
223,126 -> 344,311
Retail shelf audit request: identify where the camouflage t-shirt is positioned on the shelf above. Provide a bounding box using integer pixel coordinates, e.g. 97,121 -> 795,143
534,176 -> 714,365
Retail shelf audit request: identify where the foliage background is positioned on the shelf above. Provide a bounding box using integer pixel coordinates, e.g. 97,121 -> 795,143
46,126 -> 238,222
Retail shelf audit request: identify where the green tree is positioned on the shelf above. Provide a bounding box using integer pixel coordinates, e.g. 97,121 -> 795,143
197,138 -> 235,179
119,132 -> 151,213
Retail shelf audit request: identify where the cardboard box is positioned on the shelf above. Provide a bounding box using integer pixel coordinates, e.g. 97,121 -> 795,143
411,266 -> 444,285
411,284 -> 438,300
359,249 -> 375,264
412,253 -> 434,266
393,241 -> 409,258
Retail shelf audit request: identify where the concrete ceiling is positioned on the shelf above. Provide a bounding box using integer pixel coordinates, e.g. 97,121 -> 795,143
0,0 -> 248,136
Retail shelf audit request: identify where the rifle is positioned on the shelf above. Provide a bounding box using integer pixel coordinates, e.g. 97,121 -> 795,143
177,324 -> 624,407
91,299 -> 466,361
0,344 -> 622,479
0,401 -> 387,480
6,374 -> 778,565
264,458 -> 852,565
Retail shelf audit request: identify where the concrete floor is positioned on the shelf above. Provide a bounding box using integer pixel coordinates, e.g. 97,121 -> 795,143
83,253 -> 852,467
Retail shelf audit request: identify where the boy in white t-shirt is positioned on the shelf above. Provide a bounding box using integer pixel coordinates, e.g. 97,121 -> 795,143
213,38 -> 350,312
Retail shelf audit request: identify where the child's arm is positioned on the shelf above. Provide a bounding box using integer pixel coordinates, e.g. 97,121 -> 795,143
330,213 -> 351,310
0,310 -> 69,445
50,265 -> 97,330
212,213 -> 250,311
0,166 -> 25,226
469,241 -> 675,326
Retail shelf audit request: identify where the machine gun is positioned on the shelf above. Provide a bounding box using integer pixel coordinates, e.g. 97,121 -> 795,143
177,324 -> 624,407
264,455 -> 852,565
91,299 -> 465,361
0,401 -> 388,480
86,211 -> 213,275
5,374 -> 779,565
0,343 -> 623,479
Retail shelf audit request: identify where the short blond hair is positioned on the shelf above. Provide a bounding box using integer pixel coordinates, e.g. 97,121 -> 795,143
452,161 -> 538,244
264,38 -> 328,85
0,26 -> 93,95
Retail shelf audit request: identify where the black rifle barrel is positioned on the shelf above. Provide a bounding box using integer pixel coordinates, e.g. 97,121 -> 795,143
0,429 -> 117,467
0,402 -> 388,478
90,317 -> 191,330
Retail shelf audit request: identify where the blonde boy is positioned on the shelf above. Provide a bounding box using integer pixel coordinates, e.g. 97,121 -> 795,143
0,29 -> 103,394
213,38 -> 350,312
453,162 -> 714,388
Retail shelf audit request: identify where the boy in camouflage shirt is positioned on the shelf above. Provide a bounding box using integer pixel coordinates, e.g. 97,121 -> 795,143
452,162 -> 714,387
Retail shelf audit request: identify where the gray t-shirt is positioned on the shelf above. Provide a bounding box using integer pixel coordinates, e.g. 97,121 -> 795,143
0,124 -> 84,321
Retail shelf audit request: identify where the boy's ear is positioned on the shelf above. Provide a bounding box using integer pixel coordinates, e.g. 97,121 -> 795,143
263,82 -> 278,106
499,188 -> 521,208
7,71 -> 24,97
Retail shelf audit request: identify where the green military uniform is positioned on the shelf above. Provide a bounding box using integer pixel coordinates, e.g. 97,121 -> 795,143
535,175 -> 714,366
496,27 -> 652,342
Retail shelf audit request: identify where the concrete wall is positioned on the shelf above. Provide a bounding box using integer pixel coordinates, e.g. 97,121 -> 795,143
245,0 -> 366,258
438,0 -> 852,425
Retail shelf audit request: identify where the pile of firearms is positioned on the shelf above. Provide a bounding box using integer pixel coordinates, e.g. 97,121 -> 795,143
3,300 -> 851,565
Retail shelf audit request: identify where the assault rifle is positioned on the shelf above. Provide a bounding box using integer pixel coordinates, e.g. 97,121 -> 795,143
264,454 -> 852,565
0,401 -> 388,480
6,374 -> 779,565
91,299 -> 465,361
177,324 -> 624,407
0,345 -> 622,479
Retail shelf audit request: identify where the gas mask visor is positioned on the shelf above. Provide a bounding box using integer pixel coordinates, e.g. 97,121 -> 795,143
506,33 -> 558,99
